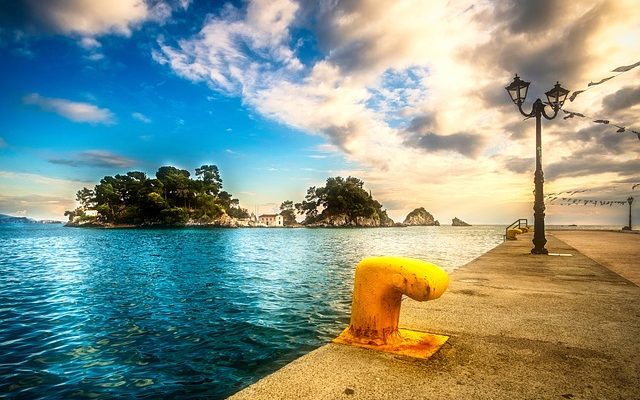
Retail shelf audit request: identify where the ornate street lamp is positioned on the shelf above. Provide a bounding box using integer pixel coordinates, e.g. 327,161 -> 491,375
506,75 -> 570,254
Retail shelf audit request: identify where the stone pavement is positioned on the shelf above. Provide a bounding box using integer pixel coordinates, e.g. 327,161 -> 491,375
550,230 -> 640,286
229,233 -> 640,399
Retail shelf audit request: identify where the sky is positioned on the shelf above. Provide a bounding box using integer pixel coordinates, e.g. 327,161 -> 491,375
0,0 -> 638,225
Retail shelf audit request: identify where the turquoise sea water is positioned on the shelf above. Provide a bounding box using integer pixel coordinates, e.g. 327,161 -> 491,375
0,225 -> 503,399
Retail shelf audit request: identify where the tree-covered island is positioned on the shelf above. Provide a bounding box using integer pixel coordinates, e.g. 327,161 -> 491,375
292,176 -> 394,227
65,166 -> 395,228
66,165 -> 249,227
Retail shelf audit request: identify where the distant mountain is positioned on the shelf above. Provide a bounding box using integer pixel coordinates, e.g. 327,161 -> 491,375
0,214 -> 35,224
0,214 -> 62,224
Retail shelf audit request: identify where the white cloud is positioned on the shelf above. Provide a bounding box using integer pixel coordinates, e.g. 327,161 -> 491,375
314,144 -> 340,153
132,111 -> 151,123
78,37 -> 101,49
80,40 -> 105,61
148,1 -> 172,23
85,52 -> 105,61
23,93 -> 115,124
25,0 -> 161,36
154,0 -> 640,223
151,0 -> 301,93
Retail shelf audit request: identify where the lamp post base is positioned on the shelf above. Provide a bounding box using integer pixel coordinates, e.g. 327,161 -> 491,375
531,229 -> 548,255
531,247 -> 549,255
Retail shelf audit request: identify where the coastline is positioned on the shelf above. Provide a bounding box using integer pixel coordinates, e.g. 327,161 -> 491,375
62,221 -> 638,231
63,223 -> 450,229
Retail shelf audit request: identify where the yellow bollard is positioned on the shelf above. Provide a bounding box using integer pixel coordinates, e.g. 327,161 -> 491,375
333,256 -> 449,359
506,228 -> 522,240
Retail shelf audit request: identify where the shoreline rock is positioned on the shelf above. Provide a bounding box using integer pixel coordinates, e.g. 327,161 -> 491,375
65,212 -> 401,229
306,212 -> 395,228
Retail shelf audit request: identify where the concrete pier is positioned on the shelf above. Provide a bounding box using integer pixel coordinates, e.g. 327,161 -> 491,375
229,231 -> 640,399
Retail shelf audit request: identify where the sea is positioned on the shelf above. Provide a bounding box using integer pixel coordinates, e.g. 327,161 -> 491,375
0,224 -> 510,398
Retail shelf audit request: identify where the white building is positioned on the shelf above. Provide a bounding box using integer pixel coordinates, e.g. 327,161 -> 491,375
258,214 -> 283,227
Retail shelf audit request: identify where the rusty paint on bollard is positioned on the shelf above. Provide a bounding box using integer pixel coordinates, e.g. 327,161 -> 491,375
333,256 -> 449,359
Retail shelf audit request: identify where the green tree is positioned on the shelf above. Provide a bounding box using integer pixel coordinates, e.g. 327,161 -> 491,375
160,207 -> 189,225
195,164 -> 223,196
156,166 -> 192,208
93,176 -> 121,221
294,186 -> 319,222
280,200 -> 296,226
64,209 -> 82,222
227,205 -> 249,219
194,194 -> 225,221
76,187 -> 95,209
296,176 -> 385,224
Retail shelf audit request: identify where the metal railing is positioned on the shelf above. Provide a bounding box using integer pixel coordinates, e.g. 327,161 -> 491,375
504,219 -> 528,241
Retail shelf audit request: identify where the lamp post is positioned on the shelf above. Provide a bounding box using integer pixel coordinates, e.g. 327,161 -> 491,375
505,75 -> 569,255
627,196 -> 634,230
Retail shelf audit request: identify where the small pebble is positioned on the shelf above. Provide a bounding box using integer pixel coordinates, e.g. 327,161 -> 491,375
344,387 -> 355,395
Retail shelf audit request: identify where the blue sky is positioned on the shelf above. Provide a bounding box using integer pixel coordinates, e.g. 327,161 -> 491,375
0,0 -> 638,224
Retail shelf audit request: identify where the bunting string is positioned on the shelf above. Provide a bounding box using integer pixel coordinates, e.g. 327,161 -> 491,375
544,189 -> 590,202
568,60 -> 640,102
546,183 -> 639,199
562,109 -> 640,141
549,197 -> 630,207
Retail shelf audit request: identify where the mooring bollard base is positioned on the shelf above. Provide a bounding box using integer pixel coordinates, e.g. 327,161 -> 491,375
333,328 -> 449,359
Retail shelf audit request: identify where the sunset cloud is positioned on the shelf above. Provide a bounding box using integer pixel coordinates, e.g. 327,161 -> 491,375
0,171 -> 94,219
601,86 -> 640,114
9,0 -> 157,36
